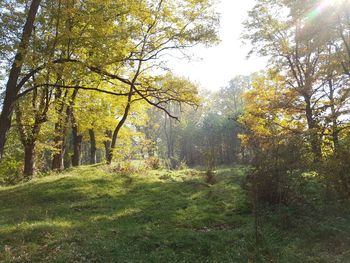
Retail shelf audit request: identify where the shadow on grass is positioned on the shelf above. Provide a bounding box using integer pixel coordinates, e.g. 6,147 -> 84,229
0,169 -> 250,262
1,167 -> 349,263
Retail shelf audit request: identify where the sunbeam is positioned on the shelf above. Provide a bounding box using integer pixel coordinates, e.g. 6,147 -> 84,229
306,0 -> 341,21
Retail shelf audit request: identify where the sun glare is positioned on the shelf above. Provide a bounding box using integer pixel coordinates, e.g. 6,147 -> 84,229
306,0 -> 341,21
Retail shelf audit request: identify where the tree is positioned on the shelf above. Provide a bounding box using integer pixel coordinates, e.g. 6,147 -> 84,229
14,86 -> 51,177
239,72 -> 311,204
243,0 -> 350,161
106,74 -> 200,164
0,0 -> 219,178
0,0 -> 41,159
241,0 -> 350,200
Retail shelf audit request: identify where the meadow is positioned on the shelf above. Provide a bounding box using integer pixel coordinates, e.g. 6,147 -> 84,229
1,165 -> 349,262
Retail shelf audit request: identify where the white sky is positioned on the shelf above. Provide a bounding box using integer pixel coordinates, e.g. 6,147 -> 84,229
168,0 -> 267,91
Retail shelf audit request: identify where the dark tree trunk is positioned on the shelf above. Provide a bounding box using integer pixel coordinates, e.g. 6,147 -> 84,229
107,113 -> 130,165
0,0 -> 41,159
23,142 -> 36,178
328,80 -> 340,155
104,130 -> 112,163
52,153 -> 64,170
333,130 -> 339,154
71,125 -> 83,167
107,87 -> 133,165
106,125 -> 122,165
52,137 -> 65,171
52,88 -> 78,170
305,97 -> 322,161
52,118 -> 66,171
15,88 -> 50,179
89,129 -> 97,164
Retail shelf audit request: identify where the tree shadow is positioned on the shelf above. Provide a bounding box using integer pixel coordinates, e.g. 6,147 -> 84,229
0,171 -> 250,262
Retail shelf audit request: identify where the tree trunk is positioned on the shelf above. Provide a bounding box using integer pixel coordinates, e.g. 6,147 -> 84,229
164,113 -> 174,159
104,130 -> 112,163
52,138 -> 65,171
328,80 -> 340,155
0,0 -> 41,159
23,142 -> 36,178
71,125 -> 83,167
89,129 -> 97,164
52,153 -> 65,170
107,86 -> 133,165
52,118 -> 66,171
305,97 -> 322,161
52,88 -> 78,170
107,112 -> 130,165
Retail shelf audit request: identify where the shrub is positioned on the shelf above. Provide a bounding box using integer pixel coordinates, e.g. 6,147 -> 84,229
242,135 -> 311,206
0,157 -> 23,185
145,156 -> 160,170
243,167 -> 308,206
111,161 -> 140,174
321,150 -> 350,199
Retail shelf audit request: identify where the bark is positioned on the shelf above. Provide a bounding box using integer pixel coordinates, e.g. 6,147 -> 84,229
104,130 -> 112,162
107,86 -> 133,165
305,96 -> 322,161
52,103 -> 67,171
23,143 -> 36,178
71,125 -> 83,167
106,115 -> 128,164
328,80 -> 340,154
51,153 -> 65,170
51,107 -> 67,171
52,130 -> 66,171
89,129 -> 97,164
52,89 -> 78,170
15,90 -> 49,178
0,0 -> 41,159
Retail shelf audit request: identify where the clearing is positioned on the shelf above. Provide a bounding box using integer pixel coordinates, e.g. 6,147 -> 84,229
0,165 -> 349,262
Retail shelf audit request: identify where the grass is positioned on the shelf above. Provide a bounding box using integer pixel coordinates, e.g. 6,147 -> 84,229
0,164 -> 349,262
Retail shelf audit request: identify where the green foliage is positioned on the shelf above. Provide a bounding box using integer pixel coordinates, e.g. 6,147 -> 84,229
0,157 -> 23,185
321,136 -> 350,199
144,76 -> 249,168
0,129 -> 24,185
0,0 -> 219,177
241,0 -> 350,202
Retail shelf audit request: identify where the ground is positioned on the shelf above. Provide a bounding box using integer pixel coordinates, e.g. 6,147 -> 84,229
0,164 -> 349,262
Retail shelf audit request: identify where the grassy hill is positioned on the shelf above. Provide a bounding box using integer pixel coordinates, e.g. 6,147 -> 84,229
0,165 -> 349,262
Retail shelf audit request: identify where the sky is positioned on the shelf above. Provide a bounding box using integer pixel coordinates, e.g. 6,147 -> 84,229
168,0 -> 267,91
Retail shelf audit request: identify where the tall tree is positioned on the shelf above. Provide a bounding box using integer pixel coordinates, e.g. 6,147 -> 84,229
0,0 -> 41,159
15,87 -> 51,177
243,0 -> 343,161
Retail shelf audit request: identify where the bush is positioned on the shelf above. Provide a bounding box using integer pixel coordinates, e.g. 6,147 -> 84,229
110,161 -> 141,174
145,156 -> 160,170
242,136 -> 312,206
321,150 -> 350,199
0,157 -> 23,185
243,167 -> 308,206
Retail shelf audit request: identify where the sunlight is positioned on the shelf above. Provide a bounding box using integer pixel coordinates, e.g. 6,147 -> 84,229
306,0 -> 341,20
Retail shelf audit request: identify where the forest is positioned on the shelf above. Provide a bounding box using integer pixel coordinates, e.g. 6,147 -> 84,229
0,0 -> 350,262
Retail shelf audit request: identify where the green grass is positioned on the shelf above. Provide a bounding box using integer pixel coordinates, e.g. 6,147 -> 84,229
0,165 -> 349,262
